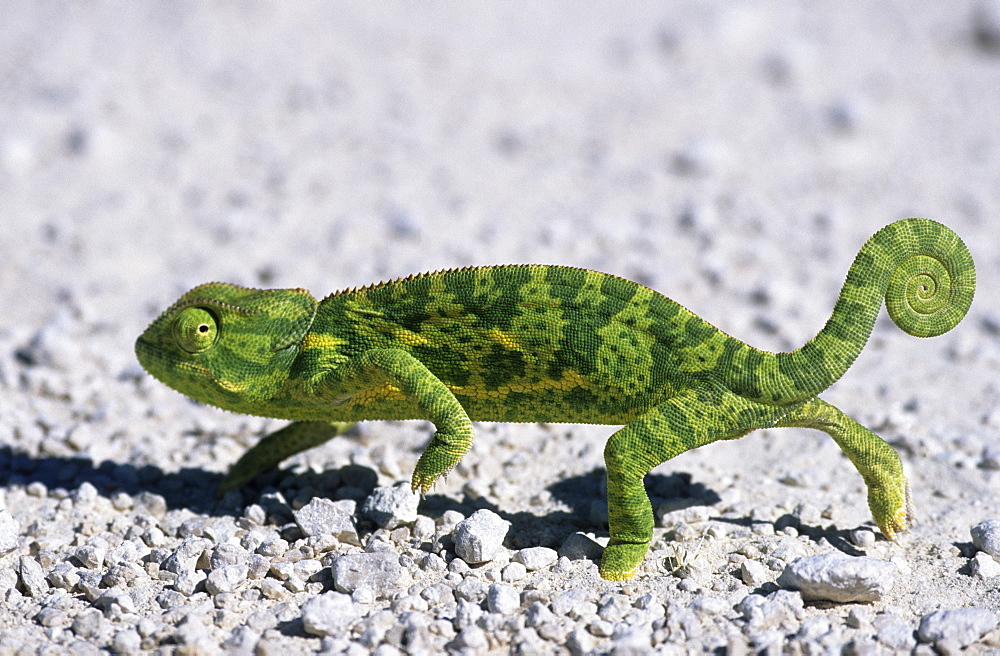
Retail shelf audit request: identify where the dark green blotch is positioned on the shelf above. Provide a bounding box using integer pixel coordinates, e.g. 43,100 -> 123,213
482,344 -> 526,389
777,343 -> 824,393
600,274 -> 639,304
823,301 -> 866,341
844,250 -> 877,288
414,344 -> 473,387
731,347 -> 764,399
682,317 -> 716,348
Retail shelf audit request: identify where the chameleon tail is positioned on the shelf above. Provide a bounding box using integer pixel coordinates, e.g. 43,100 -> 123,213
731,218 -> 975,405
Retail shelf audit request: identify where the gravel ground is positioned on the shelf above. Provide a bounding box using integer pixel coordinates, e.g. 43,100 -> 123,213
2,2 -> 1000,654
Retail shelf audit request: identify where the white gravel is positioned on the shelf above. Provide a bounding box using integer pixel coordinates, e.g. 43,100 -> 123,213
776,552 -> 897,603
2,2 -> 1000,653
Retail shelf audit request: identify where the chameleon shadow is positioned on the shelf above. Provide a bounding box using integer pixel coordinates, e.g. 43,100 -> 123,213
546,468 -> 723,525
0,444 -> 382,522
0,445 -> 232,516
0,446 -> 874,565
0,445 -> 601,555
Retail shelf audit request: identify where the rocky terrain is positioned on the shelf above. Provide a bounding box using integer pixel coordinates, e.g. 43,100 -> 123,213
1,3 -> 1000,653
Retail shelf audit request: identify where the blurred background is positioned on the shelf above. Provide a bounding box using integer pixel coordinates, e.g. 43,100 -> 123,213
0,2 -> 996,359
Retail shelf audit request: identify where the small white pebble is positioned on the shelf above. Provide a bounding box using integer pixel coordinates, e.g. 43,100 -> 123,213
777,552 -> 895,603
513,546 -> 558,571
740,560 -> 770,588
971,520 -> 1000,556
917,607 -> 999,647
361,483 -> 419,529
502,562 -> 527,581
453,510 -> 510,565
486,583 -> 520,615
205,565 -> 249,595
970,552 -> 1000,579
301,592 -> 360,637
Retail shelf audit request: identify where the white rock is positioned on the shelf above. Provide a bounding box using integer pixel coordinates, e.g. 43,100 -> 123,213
75,540 -> 109,570
112,629 -> 143,654
567,627 -> 597,656
487,583 -> 520,615
419,582 -> 454,607
979,445 -> 1000,470
970,552 -> 1000,579
453,509 -> 510,564
294,497 -> 360,545
551,588 -> 592,617
331,552 -> 403,594
690,596 -> 730,615
776,552 -> 895,603
609,621 -> 655,655
454,577 -> 488,603
973,0 -> 1000,52
301,591 -> 360,637
917,608 -> 999,647
18,556 -> 48,598
94,588 -> 136,614
671,137 -> 731,177
205,564 -> 248,595
558,532 -> 604,561
361,483 -> 420,529
173,570 -> 206,596
452,625 -> 489,650
971,520 -> 1000,556
740,560 -> 770,587
47,563 -> 80,590
877,622 -> 917,651
738,593 -> 800,631
502,562 -> 527,581
209,543 -> 248,569
0,510 -> 18,554
513,546 -> 558,571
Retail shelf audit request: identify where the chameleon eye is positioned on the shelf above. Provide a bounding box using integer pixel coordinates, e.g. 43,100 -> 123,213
173,307 -> 219,353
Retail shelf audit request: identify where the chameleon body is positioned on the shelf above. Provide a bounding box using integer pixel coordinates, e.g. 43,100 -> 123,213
136,218 -> 975,581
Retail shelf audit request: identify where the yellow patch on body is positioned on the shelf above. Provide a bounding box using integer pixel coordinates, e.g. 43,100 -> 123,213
344,383 -> 405,409
393,328 -> 430,347
448,370 -> 590,400
486,327 -> 520,350
301,333 -> 348,351
217,378 -> 250,393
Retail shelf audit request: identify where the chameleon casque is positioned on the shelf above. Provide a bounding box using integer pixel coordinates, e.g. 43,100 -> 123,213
136,217 -> 975,581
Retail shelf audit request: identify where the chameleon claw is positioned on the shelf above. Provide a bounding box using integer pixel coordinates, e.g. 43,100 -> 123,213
868,479 -> 913,542
599,539 -> 647,581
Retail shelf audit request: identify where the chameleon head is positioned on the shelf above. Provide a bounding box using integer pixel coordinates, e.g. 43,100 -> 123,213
135,283 -> 318,410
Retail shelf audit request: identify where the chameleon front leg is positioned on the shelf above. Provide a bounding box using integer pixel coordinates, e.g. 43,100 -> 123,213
217,421 -> 353,495
324,348 -> 475,494
599,387 -> 783,581
773,396 -> 912,540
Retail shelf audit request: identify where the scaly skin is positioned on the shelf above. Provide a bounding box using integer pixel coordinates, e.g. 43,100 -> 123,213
135,218 -> 975,581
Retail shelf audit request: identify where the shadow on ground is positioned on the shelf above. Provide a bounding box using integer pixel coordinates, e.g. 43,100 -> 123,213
0,446 -> 870,560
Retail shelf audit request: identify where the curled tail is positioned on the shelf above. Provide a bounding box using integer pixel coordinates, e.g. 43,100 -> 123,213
729,218 -> 975,405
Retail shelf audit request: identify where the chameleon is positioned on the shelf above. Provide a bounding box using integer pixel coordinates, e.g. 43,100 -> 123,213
135,217 -> 975,581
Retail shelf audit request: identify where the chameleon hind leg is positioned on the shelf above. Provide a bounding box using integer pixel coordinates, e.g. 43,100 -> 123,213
599,386 -> 787,581
218,421 -> 354,495
773,396 -> 912,540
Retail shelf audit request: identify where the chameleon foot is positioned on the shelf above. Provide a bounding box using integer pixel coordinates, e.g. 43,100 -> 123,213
598,539 -> 650,581
870,480 -> 913,541
410,429 -> 472,494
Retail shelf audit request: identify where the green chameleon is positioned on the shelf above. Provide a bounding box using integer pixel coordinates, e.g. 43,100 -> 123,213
136,217 -> 974,581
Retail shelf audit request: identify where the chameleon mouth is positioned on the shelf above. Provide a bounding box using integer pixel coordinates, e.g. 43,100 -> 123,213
134,338 -> 214,381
